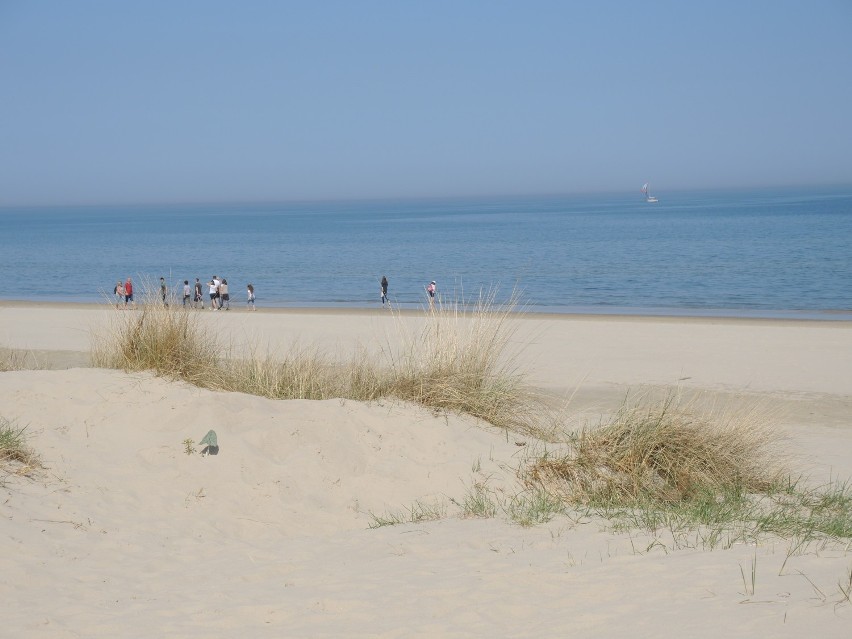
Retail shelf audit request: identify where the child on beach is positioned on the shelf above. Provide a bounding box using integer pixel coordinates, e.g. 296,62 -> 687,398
247,283 -> 256,311
113,281 -> 124,308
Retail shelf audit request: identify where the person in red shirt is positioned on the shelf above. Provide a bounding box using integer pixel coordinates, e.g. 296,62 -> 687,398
124,277 -> 134,308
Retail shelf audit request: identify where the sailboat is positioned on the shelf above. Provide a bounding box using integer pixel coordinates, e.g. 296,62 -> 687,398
641,183 -> 658,203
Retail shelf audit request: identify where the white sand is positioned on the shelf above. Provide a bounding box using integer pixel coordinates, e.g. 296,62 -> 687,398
1,303 -> 851,637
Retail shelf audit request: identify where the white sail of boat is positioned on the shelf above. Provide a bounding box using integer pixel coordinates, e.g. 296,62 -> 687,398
641,183 -> 658,203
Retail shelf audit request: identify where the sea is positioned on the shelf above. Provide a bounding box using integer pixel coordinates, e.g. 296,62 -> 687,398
2,186 -> 851,319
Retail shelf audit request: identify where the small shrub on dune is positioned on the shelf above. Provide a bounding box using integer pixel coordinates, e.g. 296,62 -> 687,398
0,417 -> 40,476
92,282 -> 220,385
384,290 -> 542,433
527,393 -> 787,506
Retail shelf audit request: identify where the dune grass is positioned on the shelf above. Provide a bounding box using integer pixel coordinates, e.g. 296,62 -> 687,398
522,392 -> 852,544
527,393 -> 786,505
91,286 -> 544,433
92,288 -> 222,386
0,348 -> 37,371
0,417 -> 40,478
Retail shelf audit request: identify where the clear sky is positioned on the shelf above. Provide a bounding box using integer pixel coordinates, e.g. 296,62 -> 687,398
1,0 -> 851,205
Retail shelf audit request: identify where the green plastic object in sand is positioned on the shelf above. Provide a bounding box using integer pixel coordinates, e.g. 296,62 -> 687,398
199,430 -> 218,448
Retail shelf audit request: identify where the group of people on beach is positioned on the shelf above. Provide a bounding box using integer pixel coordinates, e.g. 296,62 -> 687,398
112,276 -> 256,311
113,277 -> 135,308
112,275 -> 435,310
193,276 -> 256,311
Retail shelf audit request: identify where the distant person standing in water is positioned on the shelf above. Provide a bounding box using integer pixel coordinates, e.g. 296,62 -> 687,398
426,280 -> 436,307
380,276 -> 389,305
247,283 -> 256,311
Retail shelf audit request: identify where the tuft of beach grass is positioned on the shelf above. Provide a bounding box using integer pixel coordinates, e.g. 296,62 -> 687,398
520,391 -> 852,544
92,279 -> 223,386
525,391 -> 787,505
0,417 -> 40,478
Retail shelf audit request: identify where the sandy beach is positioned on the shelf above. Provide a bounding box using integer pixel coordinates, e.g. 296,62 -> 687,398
1,302 -> 851,637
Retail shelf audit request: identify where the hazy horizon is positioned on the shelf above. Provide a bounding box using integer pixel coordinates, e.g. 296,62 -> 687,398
2,1 -> 851,207
3,182 -> 852,211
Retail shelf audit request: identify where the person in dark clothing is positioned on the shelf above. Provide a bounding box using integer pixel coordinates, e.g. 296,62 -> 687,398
380,276 -> 389,305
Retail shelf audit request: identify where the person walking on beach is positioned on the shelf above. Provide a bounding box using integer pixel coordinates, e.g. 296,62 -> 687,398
426,280 -> 436,307
160,277 -> 168,306
124,277 -> 134,308
182,280 -> 191,307
113,280 -> 124,308
219,278 -> 230,310
194,278 -> 204,309
247,283 -> 256,311
208,276 -> 220,310
380,276 -> 389,305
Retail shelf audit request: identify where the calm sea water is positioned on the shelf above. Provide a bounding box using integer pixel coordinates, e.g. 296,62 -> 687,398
2,187 -> 851,318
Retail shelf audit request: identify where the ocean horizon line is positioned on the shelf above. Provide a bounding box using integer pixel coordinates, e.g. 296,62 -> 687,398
3,182 -> 852,211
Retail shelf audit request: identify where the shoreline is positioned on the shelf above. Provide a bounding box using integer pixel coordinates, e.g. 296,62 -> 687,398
2,298 -> 851,326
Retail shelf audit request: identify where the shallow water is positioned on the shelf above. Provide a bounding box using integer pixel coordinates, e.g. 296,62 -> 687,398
2,186 -> 851,318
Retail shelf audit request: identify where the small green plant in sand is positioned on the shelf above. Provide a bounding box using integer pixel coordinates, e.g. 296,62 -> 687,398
182,438 -> 196,455
367,500 -> 448,529
458,480 -> 499,519
0,417 -> 40,477
504,487 -> 566,527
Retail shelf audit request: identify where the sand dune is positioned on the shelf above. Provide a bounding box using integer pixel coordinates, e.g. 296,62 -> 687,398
1,303 -> 851,637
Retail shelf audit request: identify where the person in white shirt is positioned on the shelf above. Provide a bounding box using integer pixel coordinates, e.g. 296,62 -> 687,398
208,276 -> 220,310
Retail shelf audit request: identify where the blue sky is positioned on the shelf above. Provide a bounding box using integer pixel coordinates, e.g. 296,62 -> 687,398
1,0 -> 851,205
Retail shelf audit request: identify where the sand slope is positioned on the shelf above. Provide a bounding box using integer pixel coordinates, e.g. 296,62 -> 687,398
1,305 -> 851,636
0,368 -> 849,638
